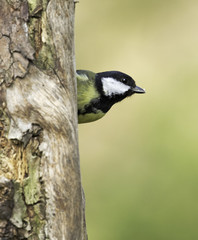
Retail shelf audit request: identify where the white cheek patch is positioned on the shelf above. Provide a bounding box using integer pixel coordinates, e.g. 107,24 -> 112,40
101,77 -> 131,96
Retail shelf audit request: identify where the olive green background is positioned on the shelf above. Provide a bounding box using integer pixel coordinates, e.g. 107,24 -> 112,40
76,1 -> 198,239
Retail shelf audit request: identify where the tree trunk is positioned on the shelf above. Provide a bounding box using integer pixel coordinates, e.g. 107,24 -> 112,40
0,0 -> 87,239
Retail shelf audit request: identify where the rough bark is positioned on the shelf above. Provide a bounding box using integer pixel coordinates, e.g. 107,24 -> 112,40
0,0 -> 87,239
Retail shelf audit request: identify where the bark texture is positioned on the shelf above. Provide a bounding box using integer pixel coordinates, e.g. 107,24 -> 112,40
0,0 -> 87,239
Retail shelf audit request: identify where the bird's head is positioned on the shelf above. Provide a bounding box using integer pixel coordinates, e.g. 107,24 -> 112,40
96,71 -> 145,100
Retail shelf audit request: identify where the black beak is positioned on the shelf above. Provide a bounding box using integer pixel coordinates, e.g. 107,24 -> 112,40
132,86 -> 145,94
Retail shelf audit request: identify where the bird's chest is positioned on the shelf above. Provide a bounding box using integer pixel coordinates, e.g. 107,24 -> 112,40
78,110 -> 105,123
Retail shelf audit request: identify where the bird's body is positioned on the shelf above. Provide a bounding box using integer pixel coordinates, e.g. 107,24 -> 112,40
77,70 -> 145,123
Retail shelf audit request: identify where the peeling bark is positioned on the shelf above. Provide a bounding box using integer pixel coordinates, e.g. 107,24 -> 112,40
0,0 -> 87,239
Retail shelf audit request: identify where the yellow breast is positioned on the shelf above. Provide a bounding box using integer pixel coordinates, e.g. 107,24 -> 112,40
78,111 -> 105,123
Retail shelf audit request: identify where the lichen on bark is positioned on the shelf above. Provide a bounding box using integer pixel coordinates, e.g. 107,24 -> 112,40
0,105 -> 45,239
28,0 -> 56,70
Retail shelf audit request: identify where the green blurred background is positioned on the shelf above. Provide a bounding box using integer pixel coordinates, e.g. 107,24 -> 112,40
75,0 -> 198,239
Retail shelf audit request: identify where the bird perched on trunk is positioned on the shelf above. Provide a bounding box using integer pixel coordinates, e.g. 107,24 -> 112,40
77,70 -> 145,123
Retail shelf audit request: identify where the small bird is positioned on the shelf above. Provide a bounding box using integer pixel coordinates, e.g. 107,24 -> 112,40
77,70 -> 145,123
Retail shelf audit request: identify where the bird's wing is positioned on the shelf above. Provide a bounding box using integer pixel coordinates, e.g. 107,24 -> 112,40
76,70 -> 100,112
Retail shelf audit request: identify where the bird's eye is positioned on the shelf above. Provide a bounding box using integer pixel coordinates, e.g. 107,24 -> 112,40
121,78 -> 127,83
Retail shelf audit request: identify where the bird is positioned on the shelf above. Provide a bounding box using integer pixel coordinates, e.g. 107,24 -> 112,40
77,70 -> 145,123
